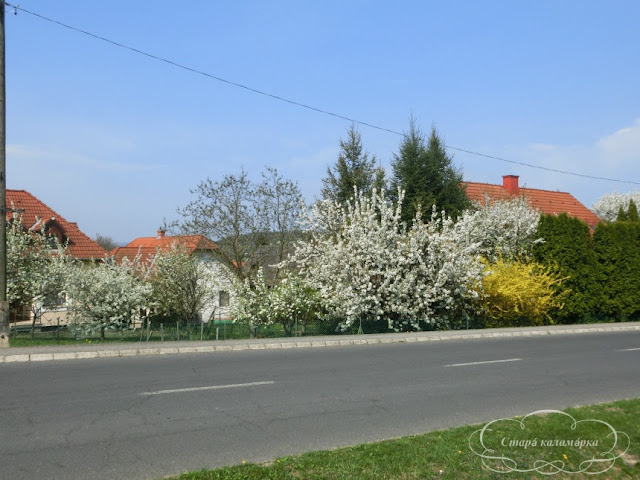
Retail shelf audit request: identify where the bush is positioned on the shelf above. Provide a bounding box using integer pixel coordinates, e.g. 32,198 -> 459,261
534,214 -> 597,323
478,256 -> 567,328
592,221 -> 640,321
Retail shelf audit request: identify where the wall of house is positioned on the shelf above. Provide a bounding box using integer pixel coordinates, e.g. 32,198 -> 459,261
195,252 -> 234,322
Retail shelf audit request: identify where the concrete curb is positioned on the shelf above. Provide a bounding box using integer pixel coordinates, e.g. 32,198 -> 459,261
1,323 -> 639,363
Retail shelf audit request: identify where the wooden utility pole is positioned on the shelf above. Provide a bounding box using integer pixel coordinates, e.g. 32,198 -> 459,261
0,1 -> 8,347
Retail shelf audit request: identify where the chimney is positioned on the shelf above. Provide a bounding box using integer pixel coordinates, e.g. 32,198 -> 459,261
157,228 -> 166,238
502,175 -> 520,195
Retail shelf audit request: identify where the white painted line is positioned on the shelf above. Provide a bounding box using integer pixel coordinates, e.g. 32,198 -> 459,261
444,358 -> 522,367
617,347 -> 640,352
140,380 -> 275,396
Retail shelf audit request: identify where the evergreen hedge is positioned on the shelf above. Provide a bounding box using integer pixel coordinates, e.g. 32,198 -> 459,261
534,213 -> 640,323
592,220 -> 640,321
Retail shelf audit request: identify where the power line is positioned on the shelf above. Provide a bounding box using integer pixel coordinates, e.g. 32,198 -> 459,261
445,146 -> 639,184
5,2 -> 640,186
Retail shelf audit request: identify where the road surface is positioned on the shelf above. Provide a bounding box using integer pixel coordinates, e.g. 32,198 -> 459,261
1,330 -> 639,479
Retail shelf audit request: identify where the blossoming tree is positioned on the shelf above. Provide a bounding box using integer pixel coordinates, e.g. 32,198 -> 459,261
592,191 -> 640,222
7,215 -> 71,335
65,256 -> 152,339
231,269 -> 321,336
455,196 -> 541,261
289,189 -> 484,331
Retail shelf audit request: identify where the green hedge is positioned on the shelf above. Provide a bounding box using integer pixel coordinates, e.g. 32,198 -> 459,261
534,213 -> 640,323
593,220 -> 640,321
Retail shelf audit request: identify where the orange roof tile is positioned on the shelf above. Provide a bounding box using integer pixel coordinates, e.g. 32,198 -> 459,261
462,180 -> 602,229
110,232 -> 217,264
6,189 -> 107,259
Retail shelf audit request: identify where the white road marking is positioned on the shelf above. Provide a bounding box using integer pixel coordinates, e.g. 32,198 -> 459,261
444,358 -> 522,367
140,380 -> 275,396
616,347 -> 640,352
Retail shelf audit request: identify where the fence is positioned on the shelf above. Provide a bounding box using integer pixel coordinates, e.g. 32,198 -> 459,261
8,320 -> 327,346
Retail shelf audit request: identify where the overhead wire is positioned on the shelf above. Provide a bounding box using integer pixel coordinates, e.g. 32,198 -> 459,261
4,1 -> 639,186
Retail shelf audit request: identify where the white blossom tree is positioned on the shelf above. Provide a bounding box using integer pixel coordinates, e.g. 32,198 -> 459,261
231,269 -> 321,336
230,268 -> 270,335
455,196 -> 542,261
268,272 -> 322,335
65,256 -> 151,339
592,191 -> 640,222
289,189 -> 484,331
7,215 -> 71,334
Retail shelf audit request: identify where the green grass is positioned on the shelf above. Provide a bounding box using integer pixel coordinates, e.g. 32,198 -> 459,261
8,322 -> 327,347
166,398 -> 640,479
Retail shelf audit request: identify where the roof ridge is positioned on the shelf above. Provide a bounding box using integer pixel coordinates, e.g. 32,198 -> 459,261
463,180 -> 570,195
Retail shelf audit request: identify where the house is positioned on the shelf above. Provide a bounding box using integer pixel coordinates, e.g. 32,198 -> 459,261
6,189 -> 107,325
111,230 -> 232,322
462,175 -> 602,230
6,189 -> 106,259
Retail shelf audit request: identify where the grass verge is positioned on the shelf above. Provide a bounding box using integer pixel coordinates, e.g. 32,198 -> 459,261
167,398 -> 640,479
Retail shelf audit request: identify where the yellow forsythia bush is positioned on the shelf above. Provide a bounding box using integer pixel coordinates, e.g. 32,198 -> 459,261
479,256 -> 568,327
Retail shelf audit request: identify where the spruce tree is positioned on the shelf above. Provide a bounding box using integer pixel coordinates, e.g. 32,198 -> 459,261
321,125 -> 376,205
390,118 -> 425,221
373,166 -> 387,196
423,127 -> 470,219
391,119 -> 469,223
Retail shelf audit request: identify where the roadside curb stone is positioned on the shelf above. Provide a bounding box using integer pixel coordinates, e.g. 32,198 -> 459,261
1,323 -> 639,363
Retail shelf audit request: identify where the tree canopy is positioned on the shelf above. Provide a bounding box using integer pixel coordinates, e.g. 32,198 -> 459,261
390,119 -> 469,223
321,124 -> 377,205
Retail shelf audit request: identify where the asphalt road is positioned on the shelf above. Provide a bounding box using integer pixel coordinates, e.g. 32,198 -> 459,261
1,331 -> 639,480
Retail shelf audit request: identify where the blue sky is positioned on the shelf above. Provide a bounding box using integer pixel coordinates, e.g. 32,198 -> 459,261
6,1 -> 640,243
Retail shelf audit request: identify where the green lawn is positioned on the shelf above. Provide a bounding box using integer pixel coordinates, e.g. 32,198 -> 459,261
166,398 -> 640,479
8,321 -> 326,347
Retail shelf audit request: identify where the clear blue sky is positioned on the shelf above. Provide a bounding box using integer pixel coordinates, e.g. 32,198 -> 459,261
6,1 -> 640,243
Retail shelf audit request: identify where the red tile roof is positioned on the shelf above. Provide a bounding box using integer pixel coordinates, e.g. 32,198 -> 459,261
6,189 -> 107,259
110,231 -> 217,263
462,178 -> 602,229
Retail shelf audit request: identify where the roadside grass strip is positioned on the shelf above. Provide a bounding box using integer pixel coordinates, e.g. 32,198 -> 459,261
167,397 -> 640,480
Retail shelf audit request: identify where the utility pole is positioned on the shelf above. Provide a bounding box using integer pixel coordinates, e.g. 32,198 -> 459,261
0,1 -> 8,348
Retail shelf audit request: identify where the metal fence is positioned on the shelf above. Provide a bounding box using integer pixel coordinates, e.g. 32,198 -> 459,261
8,320 -> 328,346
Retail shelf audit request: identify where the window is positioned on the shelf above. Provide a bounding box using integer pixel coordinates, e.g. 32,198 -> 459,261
43,291 -> 66,309
218,291 -> 230,308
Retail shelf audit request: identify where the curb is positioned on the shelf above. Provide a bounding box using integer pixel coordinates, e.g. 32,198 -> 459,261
1,324 -> 640,364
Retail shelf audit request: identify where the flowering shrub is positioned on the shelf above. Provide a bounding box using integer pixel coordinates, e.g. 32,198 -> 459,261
269,272 -> 322,335
289,189 -> 484,331
456,196 -> 541,261
231,269 -> 270,328
231,269 -> 321,336
65,256 -> 152,338
478,256 -> 567,327
7,215 -> 71,324
592,191 -> 640,222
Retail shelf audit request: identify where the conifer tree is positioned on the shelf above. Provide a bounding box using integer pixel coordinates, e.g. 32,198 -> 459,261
391,119 -> 469,223
321,125 -> 376,205
616,206 -> 628,222
627,199 -> 639,222
534,214 -> 596,323
372,166 -> 387,196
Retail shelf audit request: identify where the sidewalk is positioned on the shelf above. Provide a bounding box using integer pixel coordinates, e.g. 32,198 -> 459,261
1,322 -> 639,363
